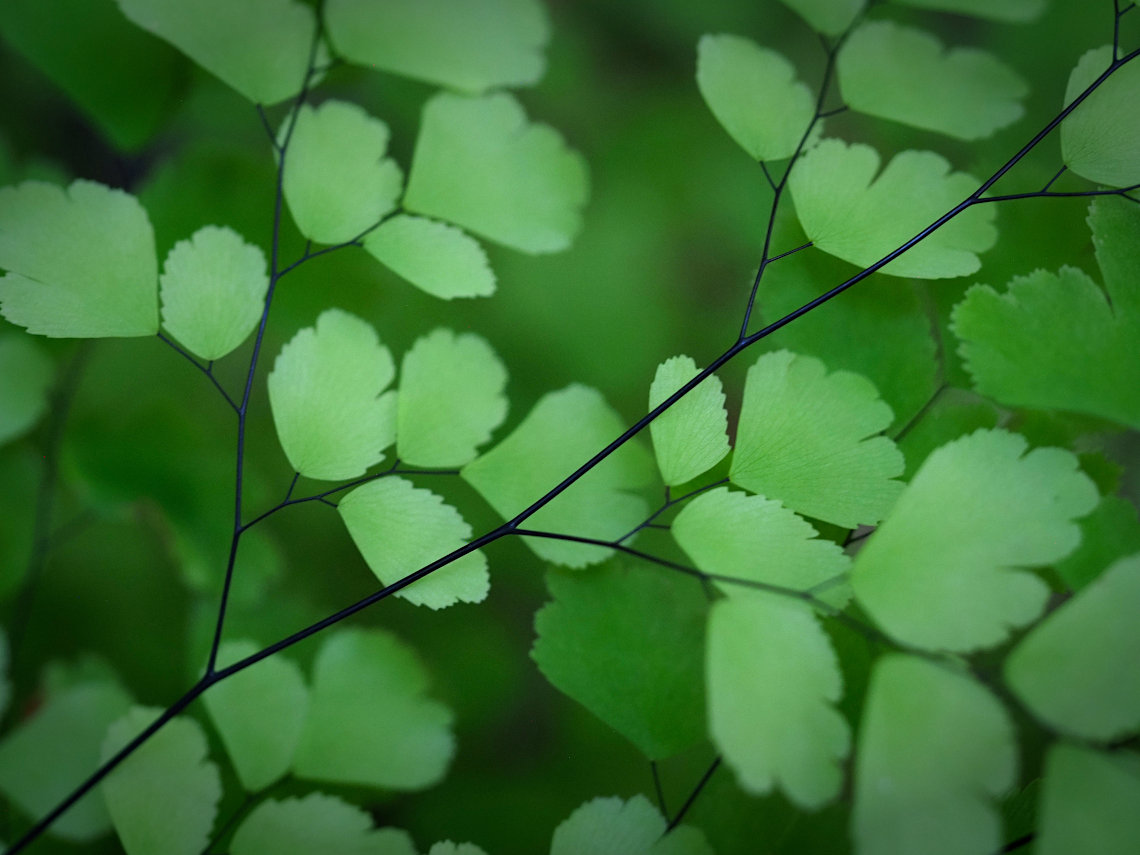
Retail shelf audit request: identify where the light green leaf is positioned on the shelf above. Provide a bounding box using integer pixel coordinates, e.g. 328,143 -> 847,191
1054,496 -> 1140,590
324,0 -> 548,94
159,225 -> 268,361
1037,744 -> 1140,855
777,0 -> 865,36
0,180 -> 157,337
1061,47 -> 1140,187
730,350 -> 903,528
429,842 -> 489,855
282,101 -> 403,245
550,795 -> 713,855
267,308 -> 397,480
695,34 -> 819,161
708,595 -> 848,809
0,680 -> 131,841
952,197 -> 1140,429
673,487 -> 851,606
202,640 -> 308,792
231,793 -> 417,855
896,389 -> 1000,480
293,628 -> 454,790
101,706 -> 222,855
115,0 -> 315,105
838,21 -> 1026,140
396,328 -> 508,467
404,92 -> 589,254
532,560 -> 707,760
892,0 -> 1044,21
364,215 -> 495,299
0,333 -> 53,445
338,477 -> 489,609
852,429 -> 1098,652
852,655 -> 1017,855
1005,552 -> 1140,742
647,355 -> 729,487
788,140 -> 996,278
462,384 -> 653,568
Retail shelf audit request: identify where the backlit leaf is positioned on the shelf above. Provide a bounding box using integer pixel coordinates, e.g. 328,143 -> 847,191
1061,47 -> 1140,187
550,795 -> 713,855
293,629 -> 454,790
364,215 -> 495,299
159,225 -> 268,361
853,655 -> 1016,855
777,0 -> 865,36
101,707 -> 222,855
647,355 -> 729,486
404,92 -> 589,254
0,180 -> 157,337
231,793 -> 417,855
696,35 -> 818,161
338,477 -> 489,609
1005,553 -> 1140,742
892,0 -> 1044,22
282,101 -> 402,245
852,429 -> 1098,652
202,640 -> 308,792
532,560 -> 706,759
396,328 -> 508,467
952,197 -> 1140,429
0,333 -> 53,445
730,351 -> 903,528
429,844 -> 488,855
708,595 -> 849,808
267,309 -> 397,480
673,487 -> 851,606
462,385 -> 653,568
115,0 -> 315,105
324,0 -> 548,94
1037,744 -> 1140,855
838,21 -> 1027,140
788,140 -> 996,278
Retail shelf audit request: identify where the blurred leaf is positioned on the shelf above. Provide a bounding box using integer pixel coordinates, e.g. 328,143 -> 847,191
0,180 -> 157,337
893,0 -> 1044,21
1037,744 -> 1140,855
1061,47 -> 1140,187
364,215 -> 495,300
231,793 -> 418,855
550,795 -> 713,855
0,332 -> 53,445
777,0 -> 865,36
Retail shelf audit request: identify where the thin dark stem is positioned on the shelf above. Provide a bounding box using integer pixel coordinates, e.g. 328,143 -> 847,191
1040,164 -> 1067,193
275,210 -> 399,279
892,383 -> 948,444
650,761 -> 669,819
1000,833 -> 1036,853
617,477 -> 729,543
665,757 -> 720,832
157,332 -> 239,412
977,183 -> 1140,203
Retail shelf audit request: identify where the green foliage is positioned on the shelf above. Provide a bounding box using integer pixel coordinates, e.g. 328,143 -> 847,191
1,1 -> 1138,854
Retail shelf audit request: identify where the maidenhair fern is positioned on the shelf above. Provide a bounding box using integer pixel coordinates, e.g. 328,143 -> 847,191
0,1 -> 1138,854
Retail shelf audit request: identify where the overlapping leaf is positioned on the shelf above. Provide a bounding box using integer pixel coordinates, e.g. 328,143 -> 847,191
776,0 -> 865,36
0,333 -> 52,445
696,34 -> 819,161
101,707 -> 222,855
364,215 -> 495,299
338,477 -> 489,609
159,225 -> 268,361
708,595 -> 848,809
115,0 -> 315,105
730,351 -> 903,528
267,309 -> 396,480
0,180 -> 157,337
396,328 -> 508,467
1061,47 -> 1140,187
1054,496 -> 1140,590
532,561 -> 706,759
1036,744 -> 1140,855
293,629 -> 454,790
550,795 -> 713,855
673,487 -> 851,605
647,355 -> 729,486
231,794 -> 418,855
324,0 -> 548,93
893,0 -> 1044,21
838,21 -> 1027,140
852,429 -> 1098,652
429,844 -> 488,855
0,680 -> 130,841
282,101 -> 403,245
788,140 -> 996,278
1005,553 -> 1140,742
952,197 -> 1140,429
852,656 -> 1016,855
404,92 -> 589,254
201,640 -> 308,792
462,385 -> 653,568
